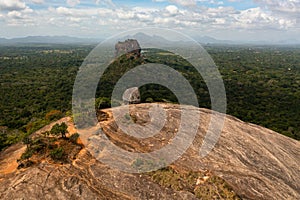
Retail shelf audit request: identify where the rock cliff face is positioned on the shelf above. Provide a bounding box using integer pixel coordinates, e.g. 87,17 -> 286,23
0,103 -> 299,200
115,39 -> 141,57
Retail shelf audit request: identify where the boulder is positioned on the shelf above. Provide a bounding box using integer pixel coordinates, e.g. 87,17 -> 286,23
122,87 -> 140,105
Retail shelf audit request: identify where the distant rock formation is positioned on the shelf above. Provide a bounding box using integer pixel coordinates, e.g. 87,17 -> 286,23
115,39 -> 141,57
122,87 -> 141,105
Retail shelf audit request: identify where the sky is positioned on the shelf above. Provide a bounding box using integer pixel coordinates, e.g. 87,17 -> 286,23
0,0 -> 299,42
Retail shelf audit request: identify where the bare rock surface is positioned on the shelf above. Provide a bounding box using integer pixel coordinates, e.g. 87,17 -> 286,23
0,103 -> 299,200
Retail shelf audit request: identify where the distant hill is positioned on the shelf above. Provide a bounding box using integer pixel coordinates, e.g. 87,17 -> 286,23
117,32 -> 175,47
113,33 -> 300,46
0,33 -> 232,46
0,34 -> 299,46
0,36 -> 101,45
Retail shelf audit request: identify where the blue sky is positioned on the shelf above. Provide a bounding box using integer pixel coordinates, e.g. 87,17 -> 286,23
0,0 -> 299,42
26,0 -> 258,10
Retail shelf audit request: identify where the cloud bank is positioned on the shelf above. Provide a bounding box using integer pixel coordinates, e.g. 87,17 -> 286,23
0,0 -> 298,41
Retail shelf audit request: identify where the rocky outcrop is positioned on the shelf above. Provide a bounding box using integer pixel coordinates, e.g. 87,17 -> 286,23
115,39 -> 141,57
0,103 -> 299,200
95,104 -> 300,200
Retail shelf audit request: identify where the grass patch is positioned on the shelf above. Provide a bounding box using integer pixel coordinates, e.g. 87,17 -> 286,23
149,167 -> 241,200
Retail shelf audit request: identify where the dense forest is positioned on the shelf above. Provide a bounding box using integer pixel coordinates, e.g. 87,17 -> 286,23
0,44 -> 299,151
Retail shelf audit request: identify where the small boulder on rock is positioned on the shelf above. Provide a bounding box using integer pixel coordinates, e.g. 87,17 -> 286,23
122,87 -> 141,105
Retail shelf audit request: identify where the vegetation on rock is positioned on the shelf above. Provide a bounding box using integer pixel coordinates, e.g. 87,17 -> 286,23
149,167 -> 241,200
50,122 -> 68,138
18,123 -> 82,167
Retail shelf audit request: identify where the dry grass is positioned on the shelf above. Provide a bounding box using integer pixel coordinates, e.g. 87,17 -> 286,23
149,167 -> 241,200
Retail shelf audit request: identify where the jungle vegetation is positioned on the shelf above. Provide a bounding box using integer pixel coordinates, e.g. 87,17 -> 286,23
0,43 -> 299,151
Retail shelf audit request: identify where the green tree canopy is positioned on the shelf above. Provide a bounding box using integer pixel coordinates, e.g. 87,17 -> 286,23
50,123 -> 68,138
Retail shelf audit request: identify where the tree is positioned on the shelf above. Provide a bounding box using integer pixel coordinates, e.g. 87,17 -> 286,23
50,124 -> 60,136
22,136 -> 32,149
60,123 -> 68,138
50,123 -> 68,138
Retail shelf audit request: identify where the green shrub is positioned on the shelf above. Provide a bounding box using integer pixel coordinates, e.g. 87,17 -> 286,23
69,133 -> 79,144
50,123 -> 68,138
50,147 -> 64,160
21,149 -> 34,160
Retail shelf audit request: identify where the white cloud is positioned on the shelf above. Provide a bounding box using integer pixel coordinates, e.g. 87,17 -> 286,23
66,0 -> 80,7
56,7 -> 72,15
0,0 -> 298,41
95,0 -> 115,7
7,10 -> 22,19
171,0 -> 197,6
234,7 -> 296,29
4,6 -> 35,27
153,0 -> 197,6
28,4 -> 299,32
68,17 -> 81,23
54,6 -> 101,18
0,0 -> 26,11
117,10 -> 135,19
197,0 -> 224,5
31,0 -> 44,4
254,0 -> 300,16
97,7 -> 114,17
165,5 -> 179,15
215,18 -> 226,24
154,17 -> 171,24
154,0 -> 225,6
